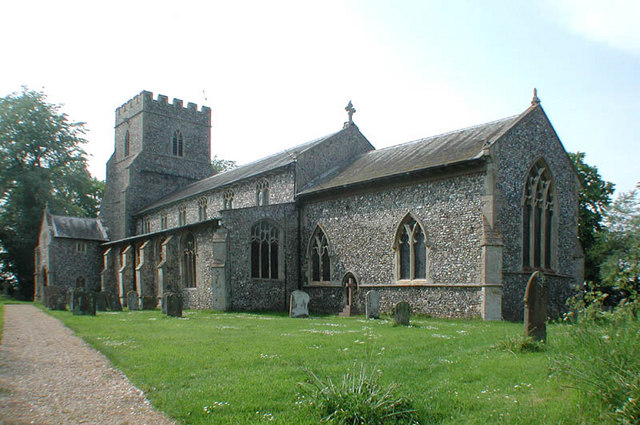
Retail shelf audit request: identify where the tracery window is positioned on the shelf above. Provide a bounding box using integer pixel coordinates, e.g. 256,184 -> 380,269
251,221 -> 280,279
523,160 -> 555,270
172,130 -> 184,157
178,206 -> 187,226
394,214 -> 427,281
75,242 -> 87,253
161,212 -> 168,230
124,130 -> 130,157
223,189 -> 235,210
182,232 -> 196,288
198,197 -> 208,221
143,218 -> 151,233
256,179 -> 270,206
310,226 -> 330,283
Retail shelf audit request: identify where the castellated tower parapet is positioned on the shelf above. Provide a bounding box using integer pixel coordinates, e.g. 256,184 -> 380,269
101,91 -> 213,241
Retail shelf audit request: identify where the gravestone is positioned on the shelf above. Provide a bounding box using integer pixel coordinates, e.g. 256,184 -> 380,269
365,290 -> 380,319
140,296 -> 157,310
393,301 -> 411,325
163,292 -> 183,317
66,288 -> 74,311
43,286 -> 66,310
127,291 -> 140,311
72,290 -> 96,316
524,271 -> 549,342
104,291 -> 122,311
95,292 -> 108,311
289,290 -> 310,318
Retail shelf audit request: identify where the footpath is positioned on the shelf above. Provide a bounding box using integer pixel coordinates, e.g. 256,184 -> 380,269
0,304 -> 175,425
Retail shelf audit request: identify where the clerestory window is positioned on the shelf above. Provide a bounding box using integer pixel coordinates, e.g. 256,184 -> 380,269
223,189 -> 235,210
394,214 -> 428,281
198,197 -> 208,221
251,221 -> 280,279
256,178 -> 270,206
523,160 -> 555,271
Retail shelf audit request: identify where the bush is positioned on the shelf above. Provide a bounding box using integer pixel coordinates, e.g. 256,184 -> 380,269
492,334 -> 546,354
299,360 -> 419,424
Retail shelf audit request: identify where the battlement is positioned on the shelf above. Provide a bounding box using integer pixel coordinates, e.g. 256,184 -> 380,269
115,91 -> 211,126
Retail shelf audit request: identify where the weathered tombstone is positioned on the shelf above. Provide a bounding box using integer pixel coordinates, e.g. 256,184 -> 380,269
127,291 -> 140,311
289,290 -> 310,318
163,292 -> 183,317
104,291 -> 122,311
94,292 -> 108,311
365,290 -> 380,319
524,271 -> 549,342
66,288 -> 74,311
72,290 -> 96,316
140,296 -> 157,310
393,301 -> 411,325
43,286 -> 66,310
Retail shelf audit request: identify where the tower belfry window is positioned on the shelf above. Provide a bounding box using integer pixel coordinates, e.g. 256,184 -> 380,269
124,130 -> 130,157
172,130 -> 184,157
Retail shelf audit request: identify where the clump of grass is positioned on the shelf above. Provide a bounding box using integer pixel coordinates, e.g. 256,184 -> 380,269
299,360 -> 419,424
492,334 -> 546,354
557,302 -> 640,424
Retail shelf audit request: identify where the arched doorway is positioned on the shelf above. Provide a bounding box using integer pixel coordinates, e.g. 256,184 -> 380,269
339,272 -> 358,317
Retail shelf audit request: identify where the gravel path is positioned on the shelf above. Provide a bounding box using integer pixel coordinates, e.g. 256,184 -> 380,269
0,304 -> 176,425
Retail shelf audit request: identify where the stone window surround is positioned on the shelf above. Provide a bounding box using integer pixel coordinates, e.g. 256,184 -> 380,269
160,212 -> 168,230
223,189 -> 235,210
143,218 -> 151,234
178,205 -> 187,226
392,212 -> 431,284
256,178 -> 270,206
181,232 -> 196,288
75,242 -> 87,253
522,158 -> 557,272
172,129 -> 184,157
307,224 -> 332,285
250,219 -> 283,280
198,197 -> 208,221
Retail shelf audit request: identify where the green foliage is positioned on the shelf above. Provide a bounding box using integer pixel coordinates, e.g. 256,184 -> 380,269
210,154 -> 237,175
299,360 -> 419,424
556,303 -> 640,424
0,87 -> 102,299
568,152 -> 615,283
492,334 -> 546,354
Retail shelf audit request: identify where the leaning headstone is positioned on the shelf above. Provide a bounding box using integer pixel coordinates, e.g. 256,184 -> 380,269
164,292 -> 183,317
289,290 -> 310,318
140,296 -> 156,310
127,291 -> 140,311
72,290 -> 96,316
365,290 -> 380,319
104,291 -> 122,311
393,301 -> 411,325
524,271 -> 549,342
94,292 -> 108,311
43,286 -> 66,310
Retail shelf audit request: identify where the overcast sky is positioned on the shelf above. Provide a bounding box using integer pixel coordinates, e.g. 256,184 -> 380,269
1,0 -> 638,193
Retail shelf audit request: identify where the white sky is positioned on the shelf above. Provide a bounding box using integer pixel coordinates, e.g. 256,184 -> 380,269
1,0 -> 638,193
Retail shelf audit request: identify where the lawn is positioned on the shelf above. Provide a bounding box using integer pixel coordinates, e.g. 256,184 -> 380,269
45,309 -> 595,424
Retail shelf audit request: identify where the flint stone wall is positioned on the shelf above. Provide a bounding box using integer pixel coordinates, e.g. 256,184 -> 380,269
300,172 -> 486,318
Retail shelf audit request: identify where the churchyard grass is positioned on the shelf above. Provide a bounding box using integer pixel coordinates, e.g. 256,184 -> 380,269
47,309 -> 596,424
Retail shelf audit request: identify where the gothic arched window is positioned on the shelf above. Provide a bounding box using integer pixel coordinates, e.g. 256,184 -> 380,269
124,130 -> 130,157
394,214 -> 428,281
198,197 -> 208,221
182,232 -> 196,288
251,221 -> 280,279
310,226 -> 330,283
223,189 -> 235,210
256,179 -> 270,206
523,160 -> 555,270
172,130 -> 184,157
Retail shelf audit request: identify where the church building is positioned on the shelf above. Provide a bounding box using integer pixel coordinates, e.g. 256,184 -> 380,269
34,90 -> 583,320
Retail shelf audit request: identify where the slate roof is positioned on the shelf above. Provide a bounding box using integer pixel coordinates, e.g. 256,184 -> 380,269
136,128 -> 345,215
299,108 -> 531,196
50,214 -> 109,241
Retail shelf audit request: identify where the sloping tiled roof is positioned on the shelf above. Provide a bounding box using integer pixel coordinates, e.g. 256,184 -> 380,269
50,215 -> 109,241
299,110 -> 528,195
136,129 -> 344,215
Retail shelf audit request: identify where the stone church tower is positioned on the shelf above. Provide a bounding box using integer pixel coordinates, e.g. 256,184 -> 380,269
100,91 -> 212,240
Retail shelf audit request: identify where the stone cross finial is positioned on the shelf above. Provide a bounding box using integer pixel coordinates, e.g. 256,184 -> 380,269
345,101 -> 356,123
531,88 -> 541,106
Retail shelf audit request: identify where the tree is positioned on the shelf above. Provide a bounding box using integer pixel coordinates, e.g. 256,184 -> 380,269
211,154 -> 237,175
569,152 -> 615,283
0,88 -> 103,299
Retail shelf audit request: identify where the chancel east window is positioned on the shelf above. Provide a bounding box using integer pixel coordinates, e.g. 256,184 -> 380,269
198,197 -> 208,221
172,130 -> 184,157
251,221 -> 280,279
223,189 -> 234,210
310,226 -> 330,283
523,160 -> 555,270
256,179 -> 270,206
395,214 -> 428,281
